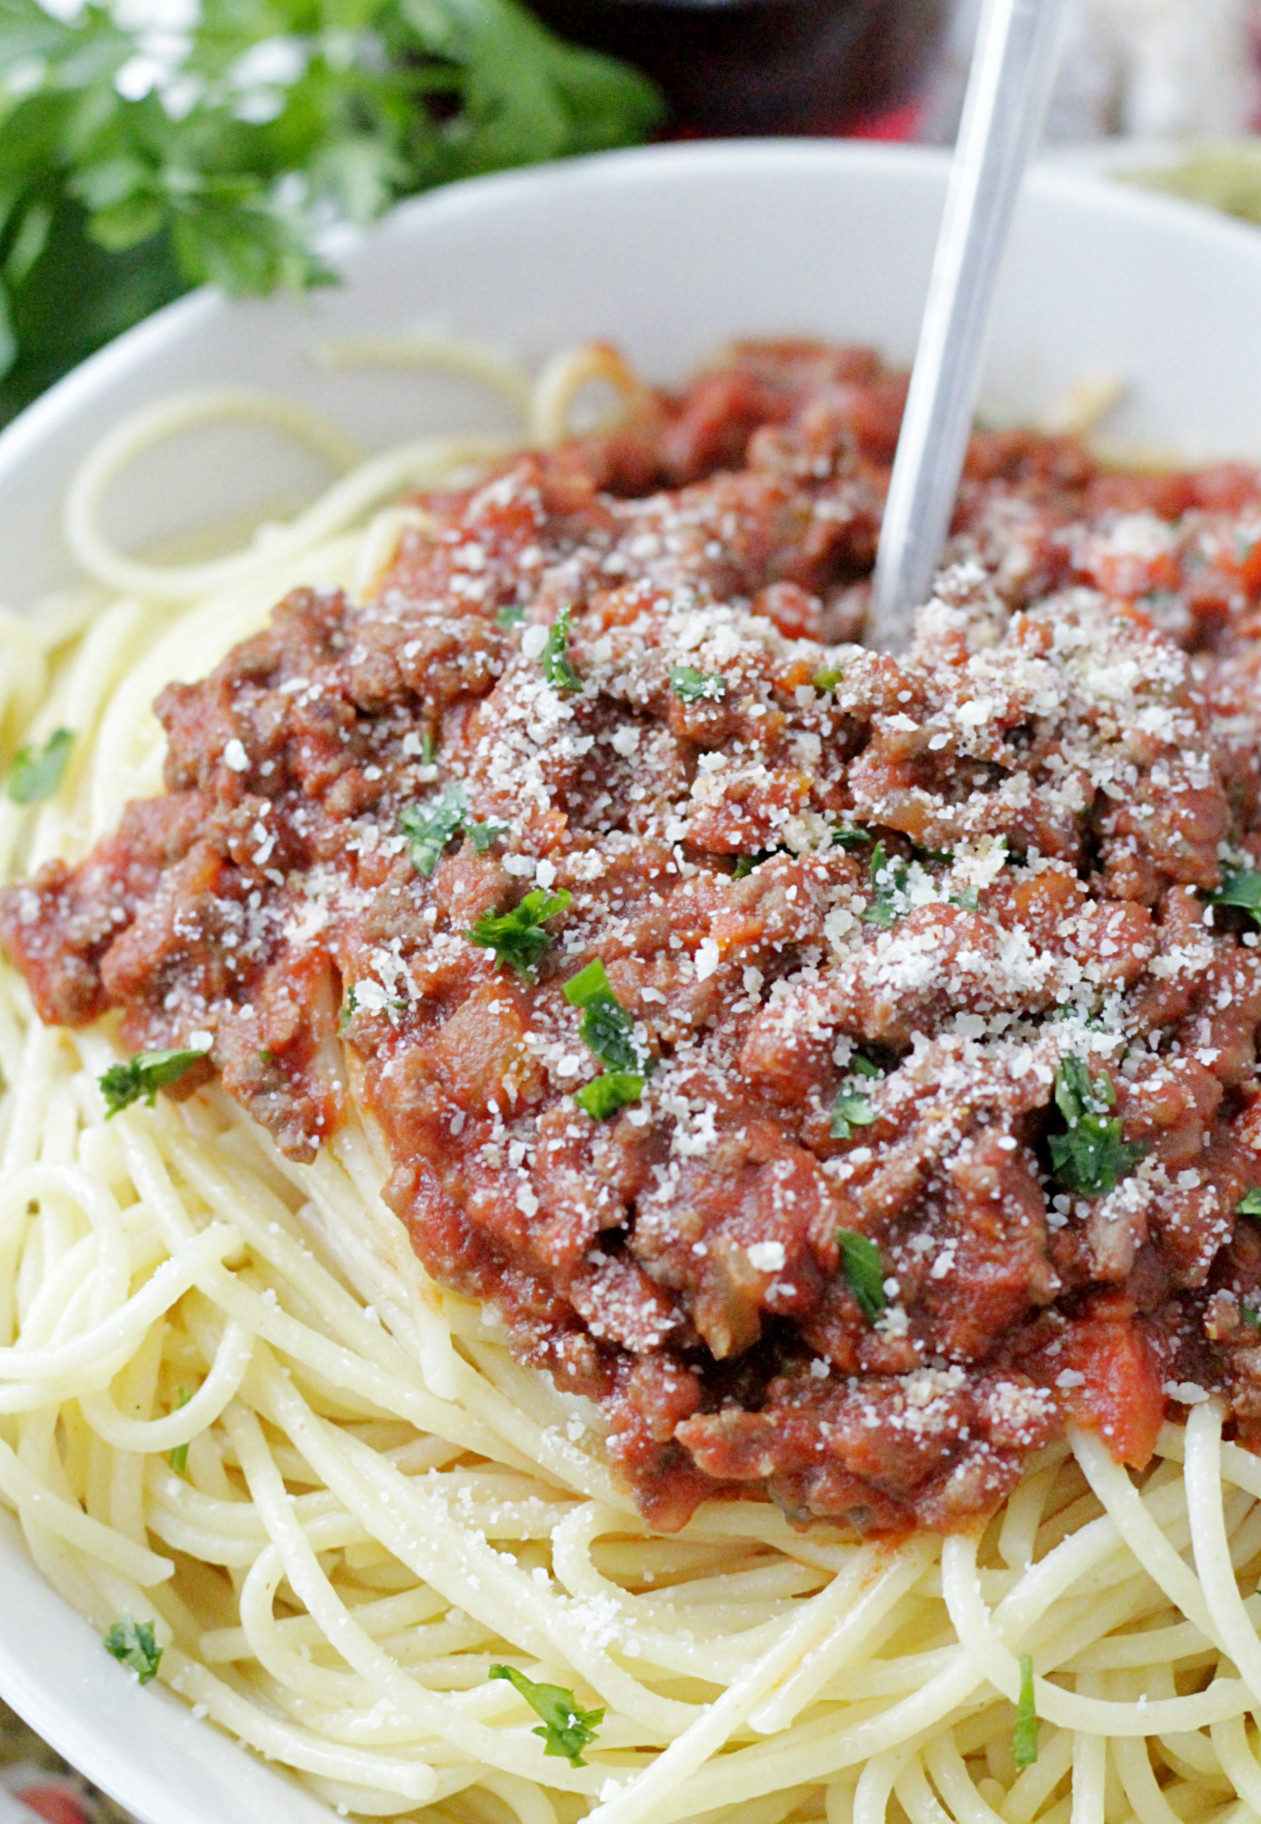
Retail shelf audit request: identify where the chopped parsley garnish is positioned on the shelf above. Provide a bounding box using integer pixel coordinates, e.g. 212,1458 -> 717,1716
419,730 -> 436,766
488,1664 -> 604,1767
813,666 -> 844,692
401,787 -> 466,874
104,1618 -> 162,1685
831,1091 -> 878,1141
833,826 -> 873,851
1047,1056 -> 1144,1198
99,1048 -> 205,1118
543,606 -> 582,695
496,603 -> 527,626
1207,865 -> 1261,924
669,665 -> 727,704
169,1387 -> 192,1475
733,850 -> 776,878
836,1227 -> 886,1324
563,958 -> 650,1115
1012,1653 -> 1038,1769
564,960 -> 639,1071
7,728 -> 73,805
863,841 -> 910,927
1238,1188 -> 1261,1219
850,1054 -> 880,1078
400,784 -> 505,876
1243,1305 -> 1261,1331
467,889 -> 571,975
466,819 -> 507,856
339,987 -> 358,1032
950,885 -> 980,911
574,1072 -> 645,1120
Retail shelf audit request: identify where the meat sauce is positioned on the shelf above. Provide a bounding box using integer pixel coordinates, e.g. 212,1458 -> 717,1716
9,342 -> 1261,1536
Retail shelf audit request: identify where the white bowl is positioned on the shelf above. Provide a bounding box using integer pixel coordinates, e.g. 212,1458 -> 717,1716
3,138 -> 1261,1824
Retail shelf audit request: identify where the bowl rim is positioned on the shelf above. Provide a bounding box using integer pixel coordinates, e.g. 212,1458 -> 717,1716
3,134 -> 1260,522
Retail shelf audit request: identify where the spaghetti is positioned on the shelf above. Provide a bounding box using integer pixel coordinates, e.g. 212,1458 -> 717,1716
2,342 -> 1261,1824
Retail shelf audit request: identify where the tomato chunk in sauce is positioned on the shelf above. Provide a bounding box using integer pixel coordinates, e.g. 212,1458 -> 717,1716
8,342 -> 1261,1535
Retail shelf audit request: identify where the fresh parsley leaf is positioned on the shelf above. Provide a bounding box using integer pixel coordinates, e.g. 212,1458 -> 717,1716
574,1071 -> 645,1119
466,816 -> 509,855
1047,1056 -> 1144,1198
832,826 -> 872,851
563,959 -> 616,1010
1239,1188 -> 1261,1219
1013,1653 -> 1038,1770
565,962 -> 644,1063
400,785 -> 503,875
563,958 -> 650,1112
467,888 -> 571,975
104,1617 -> 162,1685
0,0 -> 662,426
1208,866 -> 1261,925
850,1054 -> 881,1078
99,1048 -> 205,1117
496,603 -> 526,626
836,1227 -> 886,1324
950,885 -> 980,911
1244,1305 -> 1261,1331
488,1664 -> 604,1767
863,840 -> 910,927
543,606 -> 581,694
401,786 -> 467,876
831,1091 -> 878,1141
573,995 -> 639,1074
338,987 -> 358,1033
420,731 -> 436,766
169,1386 -> 192,1475
7,727 -> 73,804
669,665 -> 726,704
813,666 -> 844,692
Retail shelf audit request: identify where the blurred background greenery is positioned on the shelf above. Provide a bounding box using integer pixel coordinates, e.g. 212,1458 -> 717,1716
0,0 -> 665,424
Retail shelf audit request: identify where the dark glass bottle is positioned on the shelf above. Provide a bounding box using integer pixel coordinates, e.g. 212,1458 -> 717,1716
530,0 -> 950,137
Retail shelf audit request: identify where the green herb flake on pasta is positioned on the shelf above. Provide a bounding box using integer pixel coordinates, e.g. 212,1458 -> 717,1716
489,1664 -> 604,1766
169,1386 -> 192,1474
6,727 -> 73,804
542,606 -> 582,695
1048,1056 -> 1144,1198
831,1091 -> 877,1141
863,841 -> 910,926
99,1048 -> 206,1117
669,664 -> 726,704
573,1070 -> 644,1119
466,889 -> 571,975
400,785 -> 503,876
836,1227 -> 886,1324
1013,1653 -> 1038,1769
104,1617 -> 163,1684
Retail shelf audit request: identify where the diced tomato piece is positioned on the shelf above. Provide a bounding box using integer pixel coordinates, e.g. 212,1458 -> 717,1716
1056,1320 -> 1165,1468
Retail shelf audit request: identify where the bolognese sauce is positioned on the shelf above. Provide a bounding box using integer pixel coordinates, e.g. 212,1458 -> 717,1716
7,342 -> 1261,1536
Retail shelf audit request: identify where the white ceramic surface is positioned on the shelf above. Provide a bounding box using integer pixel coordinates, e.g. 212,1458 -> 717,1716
3,138 -> 1261,1824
